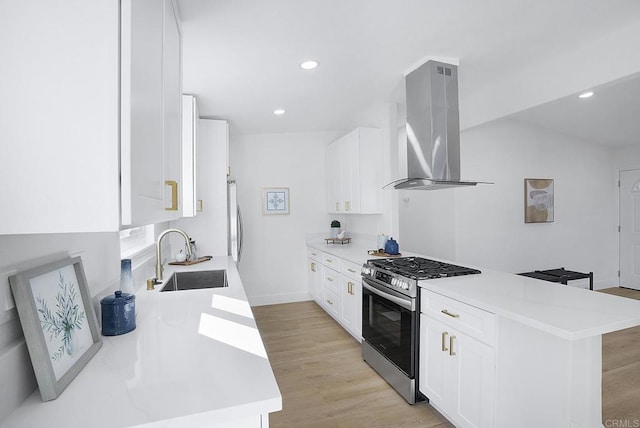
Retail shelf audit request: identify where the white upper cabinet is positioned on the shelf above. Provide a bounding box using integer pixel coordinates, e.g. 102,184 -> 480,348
326,128 -> 383,214
0,0 -> 120,234
181,95 -> 198,218
0,0 -> 183,234
121,0 -> 183,227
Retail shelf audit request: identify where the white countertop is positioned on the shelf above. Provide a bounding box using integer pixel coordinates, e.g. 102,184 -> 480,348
308,237 -> 640,341
1,257 -> 282,428
420,269 -> 640,340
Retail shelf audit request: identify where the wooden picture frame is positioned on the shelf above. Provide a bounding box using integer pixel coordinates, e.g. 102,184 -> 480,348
524,178 -> 554,223
262,187 -> 290,215
9,257 -> 102,401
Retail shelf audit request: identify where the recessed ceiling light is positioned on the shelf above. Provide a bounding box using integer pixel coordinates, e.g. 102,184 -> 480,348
300,60 -> 319,70
579,91 -> 594,99
273,109 -> 286,115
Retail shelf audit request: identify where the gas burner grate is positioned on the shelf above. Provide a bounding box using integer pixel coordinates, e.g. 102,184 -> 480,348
368,256 -> 480,280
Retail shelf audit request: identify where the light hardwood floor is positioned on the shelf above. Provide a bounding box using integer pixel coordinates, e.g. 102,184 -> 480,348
600,287 -> 640,425
253,287 -> 640,427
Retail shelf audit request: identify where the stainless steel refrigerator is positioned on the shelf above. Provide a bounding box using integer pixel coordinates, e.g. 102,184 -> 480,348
227,178 -> 243,264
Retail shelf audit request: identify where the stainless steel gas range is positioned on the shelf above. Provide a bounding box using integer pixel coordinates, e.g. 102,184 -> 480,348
361,256 -> 481,404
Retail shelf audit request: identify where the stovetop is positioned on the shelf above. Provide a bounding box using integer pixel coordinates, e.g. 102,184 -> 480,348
361,257 -> 481,298
367,256 -> 481,280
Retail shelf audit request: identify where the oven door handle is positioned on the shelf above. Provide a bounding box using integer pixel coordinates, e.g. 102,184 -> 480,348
362,280 -> 414,311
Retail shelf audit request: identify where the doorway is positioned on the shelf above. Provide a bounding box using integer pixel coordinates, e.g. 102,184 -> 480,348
619,169 -> 640,290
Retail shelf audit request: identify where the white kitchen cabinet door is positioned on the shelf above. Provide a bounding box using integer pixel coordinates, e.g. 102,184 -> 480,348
307,258 -> 320,303
181,95 -> 198,217
326,138 -> 343,213
420,315 -> 495,428
353,279 -> 362,340
342,131 -> 360,213
121,0 -> 182,227
0,0 -> 120,234
340,276 -> 356,332
162,0 -> 182,215
325,128 -> 383,215
339,276 -> 362,341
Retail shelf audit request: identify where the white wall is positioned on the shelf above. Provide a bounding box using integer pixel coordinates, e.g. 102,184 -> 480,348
0,233 -> 120,421
229,131 -> 340,305
399,118 -> 619,289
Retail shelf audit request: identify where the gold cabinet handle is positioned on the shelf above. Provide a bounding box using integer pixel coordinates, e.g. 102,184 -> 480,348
165,180 -> 178,211
197,199 -> 204,212
441,309 -> 460,318
441,331 -> 449,352
449,336 -> 456,356
311,262 -> 316,272
348,281 -> 354,295
345,201 -> 351,211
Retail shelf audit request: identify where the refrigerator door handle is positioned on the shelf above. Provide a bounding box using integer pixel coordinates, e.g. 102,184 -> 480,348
237,204 -> 243,264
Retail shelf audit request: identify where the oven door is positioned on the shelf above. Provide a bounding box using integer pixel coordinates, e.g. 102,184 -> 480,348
362,278 -> 417,377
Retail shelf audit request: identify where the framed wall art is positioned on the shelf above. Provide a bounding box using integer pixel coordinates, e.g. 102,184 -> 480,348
262,187 -> 290,215
524,178 -> 554,223
9,257 -> 102,401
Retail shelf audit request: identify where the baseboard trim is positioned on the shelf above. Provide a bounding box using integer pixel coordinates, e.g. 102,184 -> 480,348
249,292 -> 312,307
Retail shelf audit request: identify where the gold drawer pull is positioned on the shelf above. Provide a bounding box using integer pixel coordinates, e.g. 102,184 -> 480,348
348,268 -> 356,273
348,281 -> 354,295
326,277 -> 333,282
165,180 -> 178,211
326,258 -> 333,263
326,299 -> 333,305
449,336 -> 456,356
441,309 -> 460,318
441,331 -> 448,352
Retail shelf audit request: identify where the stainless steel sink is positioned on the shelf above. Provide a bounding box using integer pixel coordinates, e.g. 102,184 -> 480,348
161,270 -> 227,292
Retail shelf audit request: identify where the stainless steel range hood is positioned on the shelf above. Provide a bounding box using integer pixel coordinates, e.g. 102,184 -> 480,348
389,60 -> 489,190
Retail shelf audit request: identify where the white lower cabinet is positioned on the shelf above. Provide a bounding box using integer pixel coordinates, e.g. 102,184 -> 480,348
420,291 -> 495,428
307,258 -> 321,304
307,247 -> 362,341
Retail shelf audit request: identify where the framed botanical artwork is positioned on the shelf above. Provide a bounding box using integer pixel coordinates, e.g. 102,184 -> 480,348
9,257 -> 102,401
524,178 -> 554,223
262,187 -> 290,215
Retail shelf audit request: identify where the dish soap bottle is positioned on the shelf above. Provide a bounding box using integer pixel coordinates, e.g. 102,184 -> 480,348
384,237 -> 399,255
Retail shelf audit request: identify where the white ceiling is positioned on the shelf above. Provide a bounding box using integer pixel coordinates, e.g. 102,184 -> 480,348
177,0 -> 640,140
509,72 -> 640,147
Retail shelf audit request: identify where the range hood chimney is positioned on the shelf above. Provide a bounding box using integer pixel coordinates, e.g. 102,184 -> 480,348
389,60 -> 489,190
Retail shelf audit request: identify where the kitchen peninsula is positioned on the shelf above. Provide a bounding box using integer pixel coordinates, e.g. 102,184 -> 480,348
308,235 -> 640,428
1,257 -> 281,428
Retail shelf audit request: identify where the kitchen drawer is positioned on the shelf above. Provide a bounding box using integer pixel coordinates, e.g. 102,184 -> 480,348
322,285 -> 340,318
322,253 -> 340,271
421,290 -> 495,346
322,265 -> 341,294
341,259 -> 362,280
308,248 -> 322,262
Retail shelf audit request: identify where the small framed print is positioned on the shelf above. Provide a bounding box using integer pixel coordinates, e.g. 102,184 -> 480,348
524,178 -> 554,223
262,187 -> 289,215
9,257 -> 102,401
